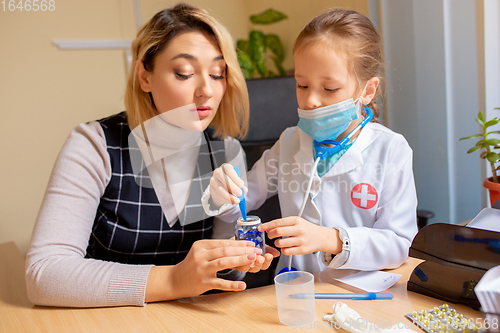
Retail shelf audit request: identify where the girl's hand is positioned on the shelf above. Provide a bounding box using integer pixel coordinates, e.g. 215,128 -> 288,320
147,239 -> 261,301
258,217 -> 342,256
210,163 -> 248,208
234,245 -> 280,273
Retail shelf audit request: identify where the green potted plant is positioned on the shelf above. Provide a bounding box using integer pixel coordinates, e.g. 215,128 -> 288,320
235,8 -> 298,157
236,8 -> 288,78
460,107 -> 500,205
236,9 -> 298,182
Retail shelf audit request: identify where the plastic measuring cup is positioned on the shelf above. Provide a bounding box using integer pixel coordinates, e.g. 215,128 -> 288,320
274,271 -> 315,326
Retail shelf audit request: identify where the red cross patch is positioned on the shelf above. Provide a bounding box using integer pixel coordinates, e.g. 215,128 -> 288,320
351,183 -> 378,209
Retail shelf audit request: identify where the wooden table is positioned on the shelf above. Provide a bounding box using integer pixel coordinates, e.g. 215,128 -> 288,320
0,241 -> 485,332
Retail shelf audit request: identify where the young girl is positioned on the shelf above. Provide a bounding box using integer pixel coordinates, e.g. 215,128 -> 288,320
205,9 -> 418,274
25,4 -> 277,308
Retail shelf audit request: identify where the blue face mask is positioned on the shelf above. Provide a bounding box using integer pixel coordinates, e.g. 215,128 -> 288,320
297,98 -> 360,143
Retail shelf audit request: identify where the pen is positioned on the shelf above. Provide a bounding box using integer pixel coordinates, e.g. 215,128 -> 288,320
289,292 -> 393,300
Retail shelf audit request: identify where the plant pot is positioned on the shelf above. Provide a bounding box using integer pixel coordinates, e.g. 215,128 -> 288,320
483,177 -> 500,206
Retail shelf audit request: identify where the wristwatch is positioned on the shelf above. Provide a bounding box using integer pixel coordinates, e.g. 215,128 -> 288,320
322,227 -> 350,268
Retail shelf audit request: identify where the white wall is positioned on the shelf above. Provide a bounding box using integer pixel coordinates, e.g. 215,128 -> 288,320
380,0 -> 484,224
483,0 -> 500,184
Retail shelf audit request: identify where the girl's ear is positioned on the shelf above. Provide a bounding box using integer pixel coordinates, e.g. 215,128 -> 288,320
362,77 -> 380,105
137,61 -> 152,93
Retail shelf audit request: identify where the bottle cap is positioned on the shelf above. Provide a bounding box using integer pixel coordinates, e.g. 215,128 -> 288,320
236,215 -> 260,226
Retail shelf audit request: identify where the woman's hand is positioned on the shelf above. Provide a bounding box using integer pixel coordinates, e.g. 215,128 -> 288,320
145,239 -> 260,302
234,245 -> 280,273
258,217 -> 342,256
210,163 -> 248,208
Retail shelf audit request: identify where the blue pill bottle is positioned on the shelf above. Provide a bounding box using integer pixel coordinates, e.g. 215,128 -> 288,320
235,215 -> 265,255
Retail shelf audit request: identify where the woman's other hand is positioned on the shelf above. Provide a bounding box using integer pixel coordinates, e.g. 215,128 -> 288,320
234,245 -> 280,273
145,239 -> 260,302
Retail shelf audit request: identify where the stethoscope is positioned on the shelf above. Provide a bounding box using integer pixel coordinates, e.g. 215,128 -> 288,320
277,107 -> 373,275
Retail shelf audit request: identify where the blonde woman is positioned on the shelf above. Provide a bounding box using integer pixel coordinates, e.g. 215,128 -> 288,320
26,4 -> 278,308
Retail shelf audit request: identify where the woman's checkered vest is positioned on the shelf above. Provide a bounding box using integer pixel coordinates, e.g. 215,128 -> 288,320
86,112 -> 226,265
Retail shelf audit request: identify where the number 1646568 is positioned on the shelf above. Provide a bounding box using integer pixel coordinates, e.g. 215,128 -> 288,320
2,0 -> 55,11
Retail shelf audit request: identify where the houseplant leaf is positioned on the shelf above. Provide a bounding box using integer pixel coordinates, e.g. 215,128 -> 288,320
237,40 -> 249,54
248,30 -> 267,77
236,50 -> 254,79
459,134 -> 483,140
265,34 -> 284,61
485,139 -> 500,146
265,34 -> 286,76
250,9 -> 287,25
487,152 -> 500,164
467,146 -> 482,154
236,8 -> 289,78
478,110 -> 485,122
272,56 -> 286,76
485,118 -> 500,128
461,107 -> 500,187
